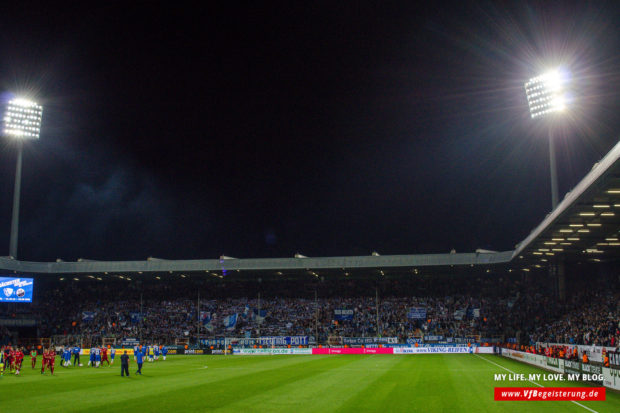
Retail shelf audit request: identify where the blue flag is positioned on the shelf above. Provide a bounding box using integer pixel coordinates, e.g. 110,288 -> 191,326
82,311 -> 96,321
252,309 -> 267,324
200,311 -> 211,325
223,314 -> 238,330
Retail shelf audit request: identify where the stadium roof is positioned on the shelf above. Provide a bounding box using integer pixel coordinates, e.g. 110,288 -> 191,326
0,251 -> 514,275
2,140 -> 620,276
514,139 -> 620,268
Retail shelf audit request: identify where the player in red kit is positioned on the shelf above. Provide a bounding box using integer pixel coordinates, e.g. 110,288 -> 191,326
8,347 -> 16,373
41,349 -> 48,374
31,348 -> 37,368
14,348 -> 24,375
101,346 -> 110,366
47,348 -> 56,375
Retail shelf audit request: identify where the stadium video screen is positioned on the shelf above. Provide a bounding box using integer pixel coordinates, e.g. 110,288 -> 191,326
0,276 -> 34,302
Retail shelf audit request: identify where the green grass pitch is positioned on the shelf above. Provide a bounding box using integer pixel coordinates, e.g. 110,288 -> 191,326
2,354 -> 618,412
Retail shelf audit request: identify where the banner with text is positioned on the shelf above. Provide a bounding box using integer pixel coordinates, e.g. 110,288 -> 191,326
342,337 -> 398,345
603,366 -> 620,390
234,348 -> 312,355
312,347 -> 394,355
423,335 -> 444,342
334,309 -> 354,321
407,307 -> 427,320
258,336 -> 309,346
393,346 -> 472,354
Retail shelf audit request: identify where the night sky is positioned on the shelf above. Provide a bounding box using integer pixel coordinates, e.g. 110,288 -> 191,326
1,2 -> 620,261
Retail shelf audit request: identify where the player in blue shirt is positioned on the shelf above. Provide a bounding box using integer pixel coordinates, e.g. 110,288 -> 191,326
89,347 -> 94,366
63,348 -> 72,367
72,345 -> 81,366
154,345 -> 160,361
134,348 -> 144,375
110,347 -> 116,365
162,345 -> 168,361
94,347 -> 101,367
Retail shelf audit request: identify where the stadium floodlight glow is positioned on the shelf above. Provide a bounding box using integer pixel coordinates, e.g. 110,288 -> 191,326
524,68 -> 570,210
2,96 -> 44,259
2,98 -> 43,139
524,70 -> 567,119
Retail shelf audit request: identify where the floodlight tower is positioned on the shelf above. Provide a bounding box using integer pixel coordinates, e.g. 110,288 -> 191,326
524,69 -> 567,210
2,97 -> 43,259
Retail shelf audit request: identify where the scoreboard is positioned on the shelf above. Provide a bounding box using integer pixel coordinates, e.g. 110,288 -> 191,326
0,276 -> 34,302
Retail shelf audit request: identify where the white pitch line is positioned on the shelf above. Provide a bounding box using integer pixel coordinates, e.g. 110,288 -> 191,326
474,354 -> 599,413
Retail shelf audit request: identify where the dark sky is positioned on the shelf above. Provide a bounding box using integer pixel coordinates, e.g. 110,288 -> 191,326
1,1 -> 620,261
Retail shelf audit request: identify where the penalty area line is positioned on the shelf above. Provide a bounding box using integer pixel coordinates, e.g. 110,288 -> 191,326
473,354 -> 599,413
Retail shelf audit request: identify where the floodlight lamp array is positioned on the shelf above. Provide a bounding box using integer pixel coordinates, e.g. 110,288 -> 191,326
524,70 -> 566,119
2,98 -> 43,139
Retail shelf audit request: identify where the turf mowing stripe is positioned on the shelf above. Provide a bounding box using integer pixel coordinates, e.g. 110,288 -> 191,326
3,355 -> 330,413
212,354 -> 406,413
474,354 -> 600,413
84,355 -> 364,413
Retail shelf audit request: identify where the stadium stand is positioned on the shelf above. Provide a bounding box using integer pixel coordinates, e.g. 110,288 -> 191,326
1,273 -> 616,350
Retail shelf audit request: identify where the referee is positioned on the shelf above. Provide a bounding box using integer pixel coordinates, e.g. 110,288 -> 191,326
120,351 -> 129,377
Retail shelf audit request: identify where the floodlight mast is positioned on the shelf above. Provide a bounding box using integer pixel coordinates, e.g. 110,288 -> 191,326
524,69 -> 567,210
2,97 -> 43,259
10,142 -> 24,259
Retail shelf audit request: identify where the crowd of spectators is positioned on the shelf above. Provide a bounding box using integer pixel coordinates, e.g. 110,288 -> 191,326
0,272 -> 617,348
